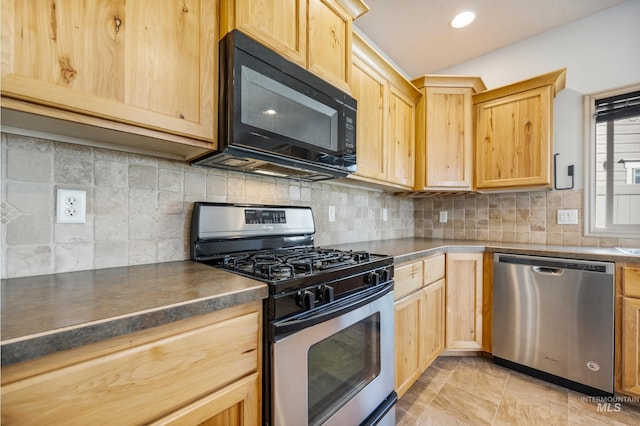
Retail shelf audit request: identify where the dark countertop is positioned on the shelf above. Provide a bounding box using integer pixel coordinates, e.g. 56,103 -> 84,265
2,239 -> 638,367
330,238 -> 640,265
0,261 -> 267,366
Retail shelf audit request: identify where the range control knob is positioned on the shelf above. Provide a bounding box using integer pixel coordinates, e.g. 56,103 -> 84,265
366,271 -> 380,286
317,285 -> 334,303
378,268 -> 390,283
296,290 -> 316,310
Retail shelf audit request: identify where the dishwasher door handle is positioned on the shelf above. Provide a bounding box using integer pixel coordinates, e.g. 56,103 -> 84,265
531,266 -> 564,276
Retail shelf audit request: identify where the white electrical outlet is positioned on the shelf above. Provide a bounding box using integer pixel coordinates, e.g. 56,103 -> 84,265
57,189 -> 86,224
557,209 -> 578,225
382,208 -> 388,222
439,211 -> 448,223
328,205 -> 336,222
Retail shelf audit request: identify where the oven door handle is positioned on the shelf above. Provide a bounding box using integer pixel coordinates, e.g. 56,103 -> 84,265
270,281 -> 393,341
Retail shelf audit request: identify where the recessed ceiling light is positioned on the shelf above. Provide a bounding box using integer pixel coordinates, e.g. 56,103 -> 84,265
450,10 -> 476,29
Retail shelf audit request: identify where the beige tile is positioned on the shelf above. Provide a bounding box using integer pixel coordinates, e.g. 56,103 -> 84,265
430,382 -> 499,425
547,191 -> 563,209
494,393 -> 569,426
417,404 -> 476,425
546,232 -> 563,245
562,190 -> 581,209
446,359 -> 509,404
489,230 -> 502,241
398,384 -> 438,418
128,164 -> 157,190
503,371 -> 569,415
562,232 -> 581,246
516,193 -> 531,209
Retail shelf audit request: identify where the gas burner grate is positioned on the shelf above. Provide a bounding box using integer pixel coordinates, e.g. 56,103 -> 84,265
219,248 -> 374,280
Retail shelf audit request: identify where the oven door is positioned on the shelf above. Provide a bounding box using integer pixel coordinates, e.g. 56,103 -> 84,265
271,284 -> 395,426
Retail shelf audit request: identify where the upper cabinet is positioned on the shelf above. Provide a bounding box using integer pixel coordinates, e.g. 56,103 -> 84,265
220,0 -> 369,93
473,68 -> 567,191
349,33 -> 420,189
413,76 -> 486,191
1,0 -> 217,160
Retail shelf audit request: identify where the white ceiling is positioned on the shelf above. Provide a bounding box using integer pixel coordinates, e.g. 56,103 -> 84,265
354,0 -> 629,79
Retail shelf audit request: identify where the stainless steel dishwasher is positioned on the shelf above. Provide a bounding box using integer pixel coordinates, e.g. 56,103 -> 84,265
492,253 -> 615,396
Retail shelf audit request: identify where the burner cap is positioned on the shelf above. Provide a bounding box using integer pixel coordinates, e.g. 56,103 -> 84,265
269,265 -> 293,279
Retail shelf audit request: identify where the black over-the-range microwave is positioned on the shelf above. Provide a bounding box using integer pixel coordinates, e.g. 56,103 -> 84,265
192,30 -> 357,181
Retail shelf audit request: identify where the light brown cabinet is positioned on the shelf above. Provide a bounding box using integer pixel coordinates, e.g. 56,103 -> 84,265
349,33 -> 420,189
473,68 -> 566,190
445,252 -> 483,350
350,52 -> 387,181
220,0 -> 368,93
395,286 -> 426,398
394,254 -> 445,397
1,302 -> 262,425
220,0 -> 307,69
412,76 -> 485,191
620,265 -> 640,397
422,278 -> 446,368
1,0 -> 217,159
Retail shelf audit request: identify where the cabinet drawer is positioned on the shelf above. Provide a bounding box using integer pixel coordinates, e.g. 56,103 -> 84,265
423,254 -> 445,285
623,266 -> 640,298
2,309 -> 260,425
394,260 -> 424,300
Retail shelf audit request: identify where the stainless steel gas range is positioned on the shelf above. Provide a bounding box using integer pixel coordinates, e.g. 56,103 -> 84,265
190,202 -> 396,426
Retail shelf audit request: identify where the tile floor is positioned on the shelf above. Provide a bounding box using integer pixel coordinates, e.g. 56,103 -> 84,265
396,356 -> 640,425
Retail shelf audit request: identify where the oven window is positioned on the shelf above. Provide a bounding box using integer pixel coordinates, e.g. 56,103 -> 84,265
240,65 -> 338,151
307,312 -> 381,426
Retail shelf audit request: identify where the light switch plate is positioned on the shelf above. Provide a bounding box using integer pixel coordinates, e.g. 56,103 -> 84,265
557,209 -> 578,225
439,211 -> 448,223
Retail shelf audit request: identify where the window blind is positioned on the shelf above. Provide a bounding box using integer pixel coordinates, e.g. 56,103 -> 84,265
594,90 -> 640,122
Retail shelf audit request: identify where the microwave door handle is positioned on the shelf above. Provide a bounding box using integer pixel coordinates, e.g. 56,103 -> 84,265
271,282 -> 393,340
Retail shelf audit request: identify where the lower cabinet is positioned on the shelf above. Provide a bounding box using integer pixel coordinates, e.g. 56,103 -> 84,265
395,288 -> 427,397
1,301 -> 262,425
394,255 -> 445,397
445,252 -> 483,351
620,264 -> 640,397
423,279 -> 446,367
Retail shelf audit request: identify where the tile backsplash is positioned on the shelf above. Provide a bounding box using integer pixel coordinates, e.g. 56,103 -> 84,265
3,133 -> 639,279
1,133 -> 414,278
414,190 -> 640,248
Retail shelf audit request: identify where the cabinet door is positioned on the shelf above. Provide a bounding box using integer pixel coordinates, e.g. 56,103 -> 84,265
307,0 -> 352,92
423,87 -> 473,189
387,84 -> 416,187
2,0 -> 216,142
1,305 -> 260,425
445,252 -> 483,350
423,279 -> 445,369
622,297 -> 640,397
394,290 -> 425,398
351,56 -> 387,181
220,0 -> 307,67
150,372 -> 259,426
475,86 -> 552,190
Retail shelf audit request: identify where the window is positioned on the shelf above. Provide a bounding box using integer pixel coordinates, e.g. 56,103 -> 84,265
621,160 -> 640,184
585,85 -> 640,237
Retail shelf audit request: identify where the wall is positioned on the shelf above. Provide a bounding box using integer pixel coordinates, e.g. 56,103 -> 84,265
0,133 -> 414,279
439,0 -> 640,191
417,0 -> 640,247
414,189 -> 640,248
